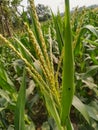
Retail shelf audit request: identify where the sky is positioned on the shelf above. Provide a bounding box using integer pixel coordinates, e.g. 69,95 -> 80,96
21,0 -> 98,13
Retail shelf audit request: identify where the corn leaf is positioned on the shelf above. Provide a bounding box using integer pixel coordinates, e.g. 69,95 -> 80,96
61,0 -> 74,127
72,96 -> 90,124
14,68 -> 26,130
83,25 -> 98,38
82,65 -> 98,79
0,75 -> 15,93
74,25 -> 98,55
51,11 -> 64,54
0,66 -> 15,93
85,101 -> 98,121
44,93 -> 62,130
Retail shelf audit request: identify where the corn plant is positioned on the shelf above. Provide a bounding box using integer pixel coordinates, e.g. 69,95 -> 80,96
1,0 -> 98,130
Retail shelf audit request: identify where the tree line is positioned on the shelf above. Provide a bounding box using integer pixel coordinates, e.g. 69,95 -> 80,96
0,0 -> 51,37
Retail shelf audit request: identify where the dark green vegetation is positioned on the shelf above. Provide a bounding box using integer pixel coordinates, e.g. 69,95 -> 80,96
0,0 -> 98,130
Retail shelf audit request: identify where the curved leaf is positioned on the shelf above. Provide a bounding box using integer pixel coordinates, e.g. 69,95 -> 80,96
83,25 -> 98,38
82,65 -> 98,79
72,96 -> 90,124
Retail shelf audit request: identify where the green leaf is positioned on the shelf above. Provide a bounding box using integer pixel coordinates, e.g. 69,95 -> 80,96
86,101 -> 98,121
74,25 -> 98,55
83,25 -> 98,38
0,75 -> 15,93
86,105 -> 98,121
72,96 -> 90,124
0,66 -> 15,92
0,89 -> 11,103
61,0 -> 74,127
14,68 -> 26,130
82,65 -> 98,79
51,11 -> 64,54
43,92 -> 62,130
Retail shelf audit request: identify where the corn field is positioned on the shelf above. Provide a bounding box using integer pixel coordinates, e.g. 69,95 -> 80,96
0,0 -> 98,130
